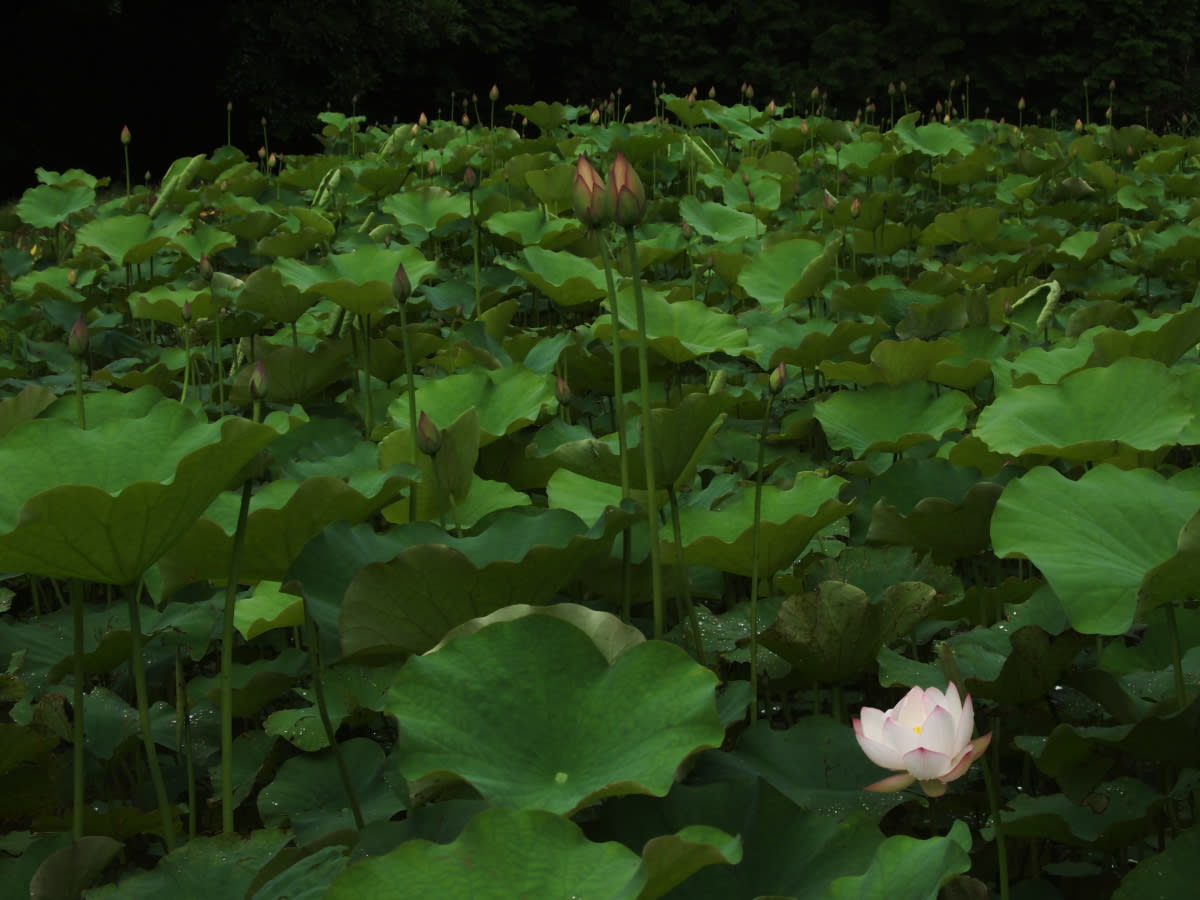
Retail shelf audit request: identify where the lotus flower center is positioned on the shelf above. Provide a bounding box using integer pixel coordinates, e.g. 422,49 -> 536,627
913,726 -> 922,735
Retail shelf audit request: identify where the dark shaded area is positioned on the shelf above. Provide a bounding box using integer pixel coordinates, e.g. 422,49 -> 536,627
8,0 -> 1200,201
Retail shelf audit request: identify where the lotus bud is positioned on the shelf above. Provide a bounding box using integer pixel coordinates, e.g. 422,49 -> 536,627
248,360 -> 268,400
590,107 -> 601,124
461,113 -> 470,127
489,84 -> 500,102
572,154 -> 609,229
181,300 -> 193,323
745,84 -> 754,101
900,80 -> 907,93
1018,97 -> 1026,111
120,125 -> 131,145
67,315 -> 89,357
823,190 -> 837,212
418,112 -> 428,127
768,361 -> 786,395
811,86 -> 820,100
392,263 -> 412,304
1105,106 -> 1113,122
416,411 -> 442,456
850,196 -> 861,218
888,82 -> 896,96
463,166 -> 478,191
67,269 -> 77,287
258,145 -> 266,160
767,99 -> 777,116
427,158 -> 438,176
1109,79 -> 1116,90
606,152 -> 646,227
555,374 -> 571,406
198,253 -> 214,281
1075,118 -> 1084,133
708,86 -> 716,99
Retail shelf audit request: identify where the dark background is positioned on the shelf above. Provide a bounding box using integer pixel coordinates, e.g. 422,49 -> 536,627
7,0 -> 1200,202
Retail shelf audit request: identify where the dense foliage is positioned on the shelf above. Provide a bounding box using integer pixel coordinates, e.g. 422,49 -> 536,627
4,88 -> 1200,897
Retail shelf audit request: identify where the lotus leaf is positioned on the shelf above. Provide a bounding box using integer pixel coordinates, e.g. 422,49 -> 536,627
814,382 -> 974,457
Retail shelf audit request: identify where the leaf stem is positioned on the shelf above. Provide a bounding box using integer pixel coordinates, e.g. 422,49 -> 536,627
220,479 -> 254,834
749,391 -> 774,722
71,578 -> 85,842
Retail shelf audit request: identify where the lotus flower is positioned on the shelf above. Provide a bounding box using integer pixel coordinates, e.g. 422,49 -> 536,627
606,151 -> 646,227
572,154 -> 609,229
853,684 -> 991,798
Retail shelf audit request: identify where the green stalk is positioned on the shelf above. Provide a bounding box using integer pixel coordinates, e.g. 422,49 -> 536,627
359,314 -> 375,437
398,301 -> 419,521
126,581 -> 176,851
1164,603 -> 1188,709
748,391 -> 775,723
212,308 -> 225,412
668,487 -> 704,661
625,225 -> 664,638
981,723 -> 1011,900
469,188 -> 480,316
302,593 -> 364,830
73,357 -> 86,430
175,649 -> 197,840
71,579 -> 86,842
220,480 -> 254,835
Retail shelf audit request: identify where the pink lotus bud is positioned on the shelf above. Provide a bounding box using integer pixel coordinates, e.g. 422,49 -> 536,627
418,112 -> 428,127
489,84 -> 500,102
461,113 -> 470,127
572,154 -> 609,229
1075,118 -> 1085,133
590,107 -> 601,124
258,146 -> 266,160
67,315 -> 89,357
67,269 -> 77,287
120,125 -> 131,145
606,152 -> 646,227
416,411 -> 442,456
1018,97 -> 1026,111
555,374 -> 571,405
854,684 -> 992,798
463,166 -> 478,190
182,300 -> 193,323
198,254 -> 214,281
768,362 -> 786,395
850,196 -> 861,218
823,190 -> 837,212
248,360 -> 268,400
392,263 -> 412,304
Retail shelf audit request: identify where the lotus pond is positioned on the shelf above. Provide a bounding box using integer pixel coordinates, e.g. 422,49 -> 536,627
2,95 -> 1200,898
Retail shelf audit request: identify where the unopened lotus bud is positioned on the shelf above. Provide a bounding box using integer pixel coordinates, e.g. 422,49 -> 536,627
198,254 -> 213,281
823,190 -> 837,212
800,119 -> 809,135
606,151 -> 646,227
489,84 -> 500,102
463,166 -> 478,190
410,122 -> 420,137
900,81 -> 907,93
181,300 -> 193,323
268,152 -> 277,169
555,374 -> 571,405
427,158 -> 437,176
936,100 -> 944,115
573,154 -> 609,229
888,82 -> 896,96
461,113 -> 470,127
681,222 -> 692,239
850,196 -> 861,218
590,107 -> 601,124
418,112 -> 428,127
768,361 -> 786,395
767,99 -> 777,116
1105,106 -> 1113,122
745,84 -> 754,100
1109,79 -> 1116,90
416,411 -> 442,456
811,86 -> 820,100
1075,118 -> 1084,133
392,263 -> 412,304
67,269 -> 77,287
68,315 -> 89,357
248,360 -> 268,400
1018,97 -> 1026,111
708,86 -> 716,99
120,125 -> 131,145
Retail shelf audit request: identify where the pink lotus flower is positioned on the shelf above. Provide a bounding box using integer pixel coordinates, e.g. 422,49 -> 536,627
853,684 -> 991,798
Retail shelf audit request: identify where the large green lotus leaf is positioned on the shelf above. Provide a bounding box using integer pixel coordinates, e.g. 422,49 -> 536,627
919,207 -> 1002,245
17,182 -> 95,228
1088,303 -> 1200,368
1113,823 -> 1200,900
0,402 -> 277,583
759,581 -> 939,682
592,777 -> 882,900
275,245 -> 435,317
523,163 -> 575,214
246,847 -> 350,900
749,317 -> 888,371
236,341 -> 353,404
868,483 -> 1005,562
381,187 -> 471,233
386,364 -> 554,446
824,821 -> 971,900
1003,338 -> 1094,387
257,738 -> 407,845
11,266 -> 86,304
384,614 -> 723,814
327,807 -> 730,900
168,222 -> 236,263
893,112 -> 975,157
547,391 -> 732,490
129,285 -> 215,326
75,213 -> 182,265
483,208 -> 580,248
156,471 -> 411,596
237,264 -> 314,323
975,357 -> 1192,462
998,778 -> 1160,848
821,338 -> 960,386
30,836 -> 123,900
500,245 -> 607,306
546,468 -> 625,524
379,408 -> 482,525
0,385 -> 56,440
814,382 -> 973,457
671,475 -> 853,577
427,602 -> 645,662
85,829 -> 289,900
340,508 -> 628,658
599,286 -> 749,362
678,195 -> 760,241
737,238 -> 826,313
991,465 -> 1200,634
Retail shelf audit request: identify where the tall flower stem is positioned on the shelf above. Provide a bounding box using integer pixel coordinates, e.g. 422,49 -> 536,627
71,578 -> 86,841
175,648 -> 197,840
625,225 -> 664,638
981,722 -> 1011,900
126,581 -> 176,851
1164,602 -> 1188,708
398,303 -> 419,521
220,479 -> 254,834
748,388 -> 776,722
358,313 -> 375,437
